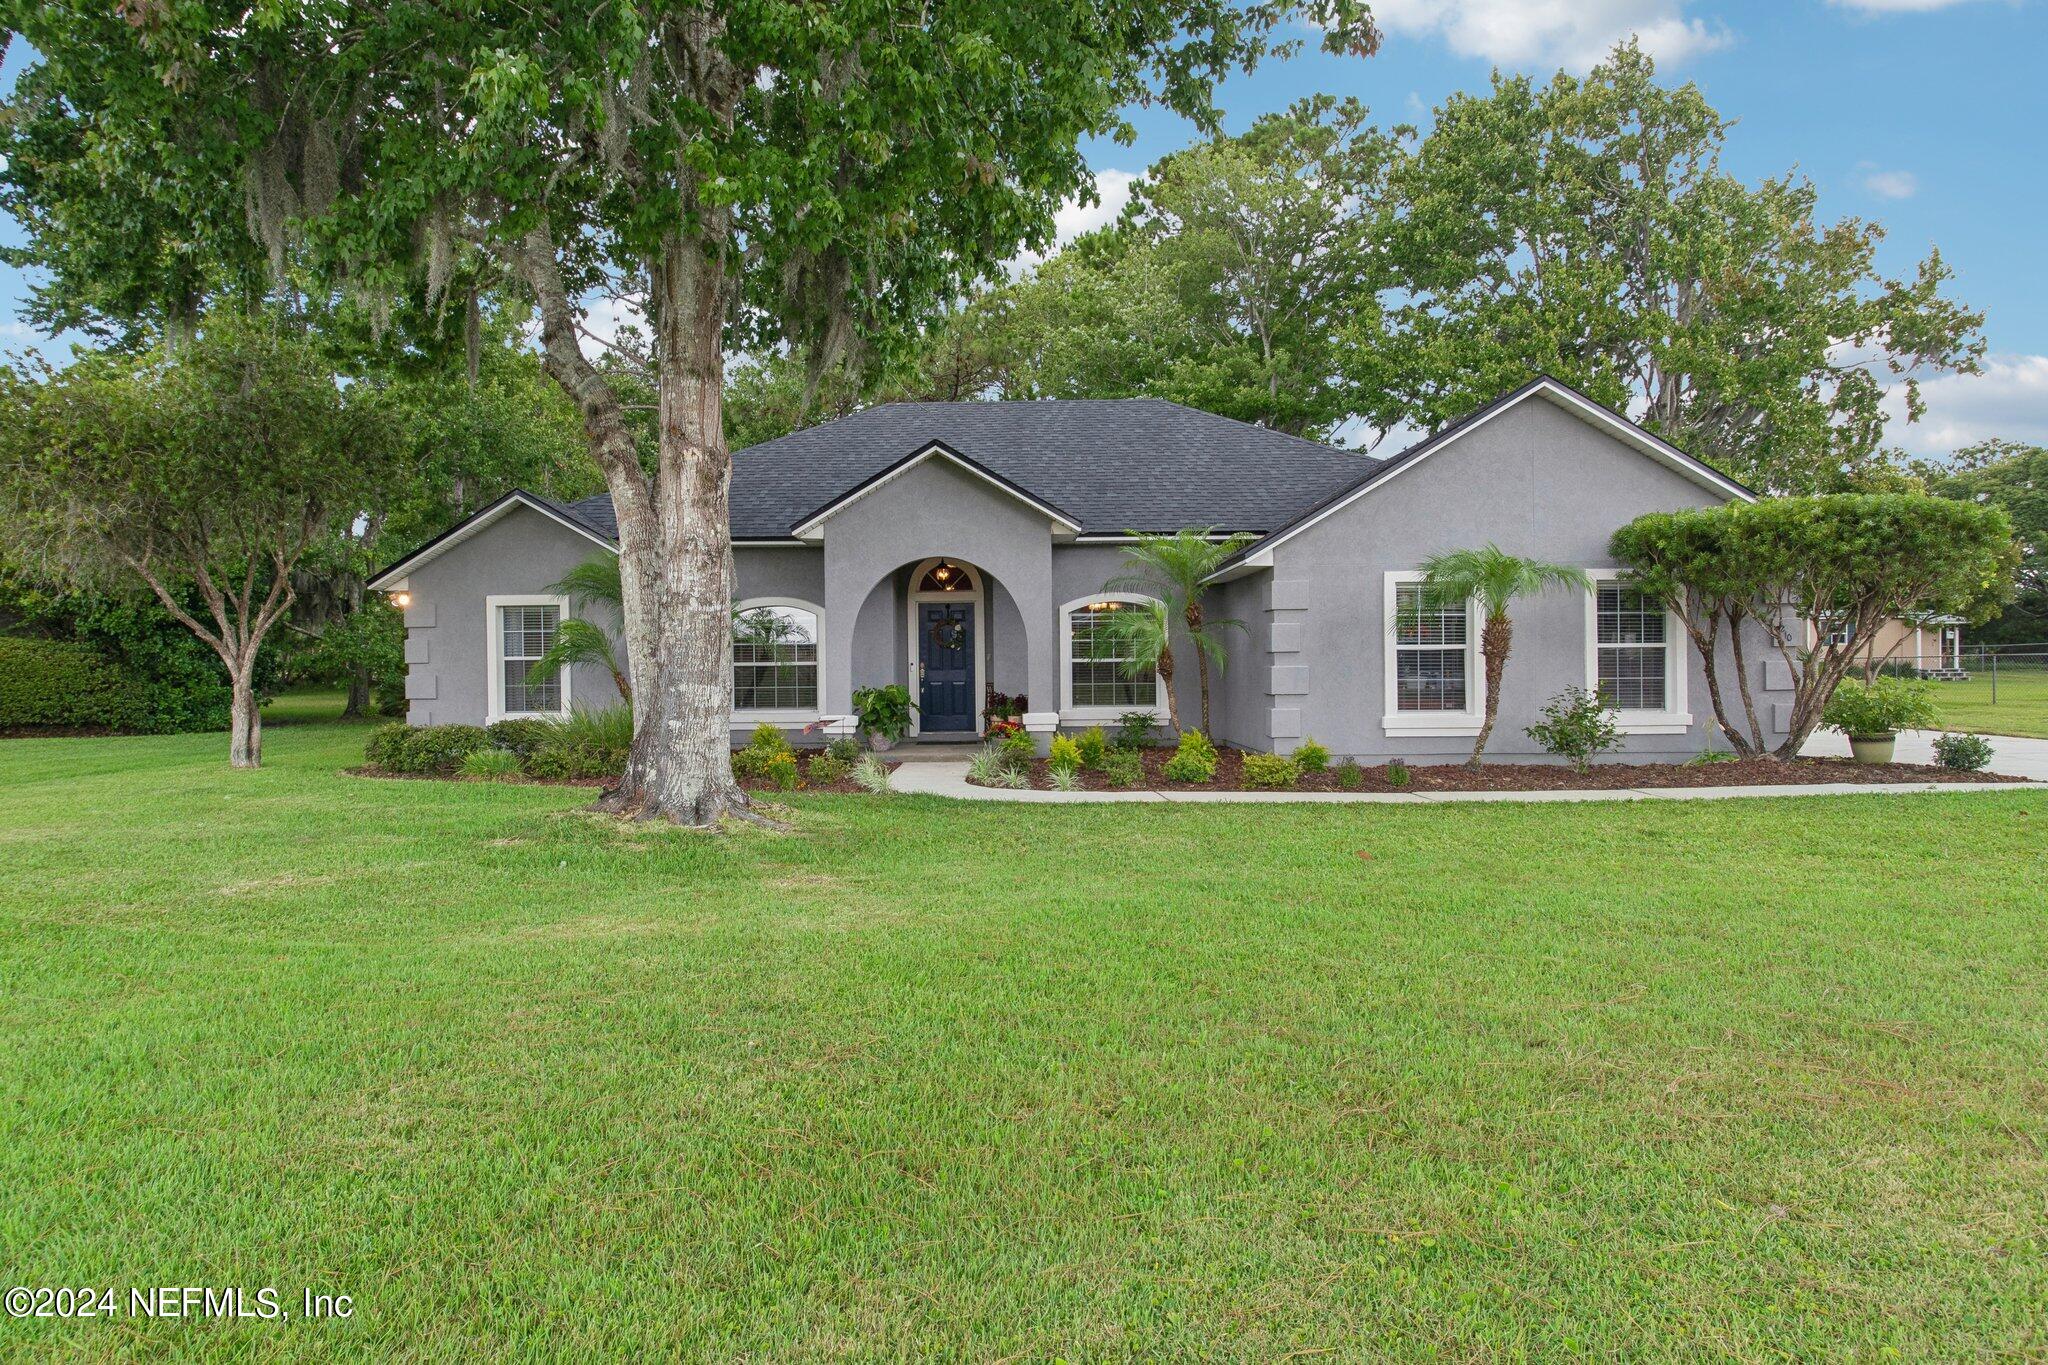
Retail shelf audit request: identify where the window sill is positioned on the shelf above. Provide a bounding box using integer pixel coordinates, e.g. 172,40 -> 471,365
732,709 -> 820,726
1060,705 -> 1165,724
1613,712 -> 1692,735
487,709 -> 570,725
1381,714 -> 1483,737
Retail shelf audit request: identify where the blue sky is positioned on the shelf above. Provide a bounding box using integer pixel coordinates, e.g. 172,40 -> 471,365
4,0 -> 2044,457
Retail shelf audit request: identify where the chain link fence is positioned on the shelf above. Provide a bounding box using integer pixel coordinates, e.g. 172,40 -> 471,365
1868,644 -> 2048,734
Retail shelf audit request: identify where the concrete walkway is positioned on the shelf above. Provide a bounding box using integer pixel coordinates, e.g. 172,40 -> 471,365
888,729 -> 2046,805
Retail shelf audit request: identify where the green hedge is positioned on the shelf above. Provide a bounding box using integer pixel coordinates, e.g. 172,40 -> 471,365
0,637 -> 151,731
364,722 -> 491,775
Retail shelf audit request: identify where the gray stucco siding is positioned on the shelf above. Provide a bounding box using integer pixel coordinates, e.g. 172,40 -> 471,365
1254,398 -> 1786,762
397,505 -> 624,728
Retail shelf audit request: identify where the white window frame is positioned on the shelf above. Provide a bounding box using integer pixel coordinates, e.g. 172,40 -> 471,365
1059,593 -> 1167,723
486,594 -> 572,724
1382,570 -> 1485,736
1583,570 -> 1691,734
733,597 -> 825,725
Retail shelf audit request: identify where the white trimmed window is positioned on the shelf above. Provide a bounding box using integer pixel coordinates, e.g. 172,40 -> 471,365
732,599 -> 822,718
1383,572 -> 1483,734
1060,595 -> 1164,719
487,594 -> 571,722
1583,572 -> 1690,733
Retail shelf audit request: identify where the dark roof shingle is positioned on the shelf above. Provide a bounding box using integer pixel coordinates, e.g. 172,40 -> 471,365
566,399 -> 1378,540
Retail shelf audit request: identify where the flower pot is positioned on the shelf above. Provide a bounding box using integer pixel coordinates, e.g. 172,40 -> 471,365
1848,733 -> 1896,765
868,733 -> 896,753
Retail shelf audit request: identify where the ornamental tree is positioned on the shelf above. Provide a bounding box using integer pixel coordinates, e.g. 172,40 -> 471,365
1611,495 -> 2017,758
3,0 -> 1376,825
0,323 -> 392,767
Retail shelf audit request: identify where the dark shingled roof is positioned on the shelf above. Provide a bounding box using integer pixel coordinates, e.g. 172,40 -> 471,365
558,399 -> 1379,540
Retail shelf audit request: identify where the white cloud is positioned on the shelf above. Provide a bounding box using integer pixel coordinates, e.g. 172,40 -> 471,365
1051,169 -> 1138,247
1366,0 -> 1730,71
1861,167 -> 1919,199
1011,168 -> 1139,276
1883,354 -> 2048,458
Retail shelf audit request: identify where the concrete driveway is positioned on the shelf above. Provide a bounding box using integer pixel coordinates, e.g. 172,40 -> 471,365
1802,728 -> 2048,782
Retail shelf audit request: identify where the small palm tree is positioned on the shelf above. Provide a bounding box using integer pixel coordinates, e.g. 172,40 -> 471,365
1094,599 -> 1180,734
1109,527 -> 1255,733
1414,545 -> 1589,766
529,555 -> 630,704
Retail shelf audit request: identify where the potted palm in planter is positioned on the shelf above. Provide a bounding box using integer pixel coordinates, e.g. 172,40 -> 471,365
851,684 -> 916,752
1822,676 -> 1939,764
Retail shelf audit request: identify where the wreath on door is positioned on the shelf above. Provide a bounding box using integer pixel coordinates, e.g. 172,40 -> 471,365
928,617 -> 967,652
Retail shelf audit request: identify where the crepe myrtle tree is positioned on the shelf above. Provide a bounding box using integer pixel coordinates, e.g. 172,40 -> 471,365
1610,495 -> 2017,759
3,1 -> 1377,825
0,322 -> 391,767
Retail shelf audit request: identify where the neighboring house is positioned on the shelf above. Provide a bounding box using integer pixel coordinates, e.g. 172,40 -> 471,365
369,376 -> 1798,762
1812,615 -> 1968,679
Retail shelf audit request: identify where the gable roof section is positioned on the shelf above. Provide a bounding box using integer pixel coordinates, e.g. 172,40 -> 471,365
789,440 -> 1083,540
366,490 -> 615,589
728,398 -> 1376,538
1206,376 -> 1756,581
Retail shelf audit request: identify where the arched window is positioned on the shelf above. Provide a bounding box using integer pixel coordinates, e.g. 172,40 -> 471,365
917,560 -> 973,593
732,599 -> 822,715
1059,594 -> 1163,717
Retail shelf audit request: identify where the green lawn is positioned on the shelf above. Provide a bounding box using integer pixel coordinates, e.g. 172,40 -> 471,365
2,725 -> 2044,1359
1932,663 -> 2048,739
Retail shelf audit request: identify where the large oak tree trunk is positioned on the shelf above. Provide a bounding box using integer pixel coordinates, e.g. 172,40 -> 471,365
597,236 -> 750,826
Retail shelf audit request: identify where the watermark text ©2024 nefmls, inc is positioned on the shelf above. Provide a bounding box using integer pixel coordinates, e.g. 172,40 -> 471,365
6,1285 -> 353,1322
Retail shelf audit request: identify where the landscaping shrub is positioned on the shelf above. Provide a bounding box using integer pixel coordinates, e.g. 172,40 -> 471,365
1161,729 -> 1218,783
764,751 -> 799,791
1526,685 -> 1623,772
1113,711 -> 1155,750
526,707 -> 631,780
748,721 -> 792,755
852,756 -> 893,793
730,748 -> 770,781
365,722 -> 490,775
460,748 -> 523,781
1075,726 -> 1108,769
0,636 -> 149,730
1048,734 -> 1082,773
807,752 -> 851,784
966,744 -> 1011,785
486,718 -> 553,761
825,735 -> 861,764
364,723 -> 410,771
1822,676 -> 1938,738
1241,753 -> 1300,790
999,731 -> 1035,771
1385,760 -> 1412,788
1292,739 -> 1330,773
1101,749 -> 1143,788
1048,766 -> 1082,792
1933,732 -> 1994,772
1333,758 -> 1365,789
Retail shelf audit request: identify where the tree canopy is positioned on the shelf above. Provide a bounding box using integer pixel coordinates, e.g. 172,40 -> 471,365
0,320 -> 395,766
1930,440 -> 2047,644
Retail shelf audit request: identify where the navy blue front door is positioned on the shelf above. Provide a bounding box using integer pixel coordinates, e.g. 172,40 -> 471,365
918,602 -> 976,732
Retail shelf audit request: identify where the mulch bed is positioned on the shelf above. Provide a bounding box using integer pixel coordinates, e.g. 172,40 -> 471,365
349,751 -> 898,795
982,746 -> 2023,793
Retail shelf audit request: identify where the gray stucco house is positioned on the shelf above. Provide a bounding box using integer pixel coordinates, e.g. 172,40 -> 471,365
368,376 -> 1793,762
